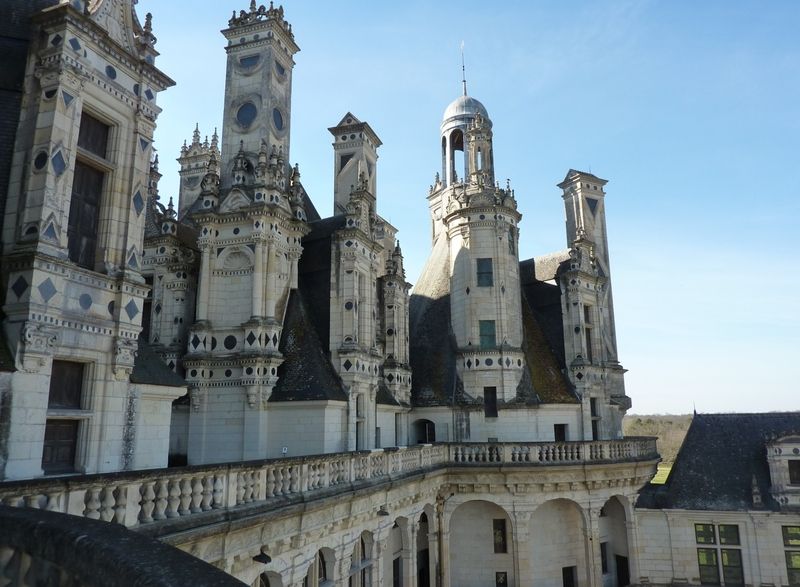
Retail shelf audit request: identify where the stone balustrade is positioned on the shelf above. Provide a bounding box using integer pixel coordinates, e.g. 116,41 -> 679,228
0,438 -> 656,530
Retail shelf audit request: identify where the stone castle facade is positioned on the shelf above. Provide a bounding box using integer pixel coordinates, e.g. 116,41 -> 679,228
0,3 -> 797,587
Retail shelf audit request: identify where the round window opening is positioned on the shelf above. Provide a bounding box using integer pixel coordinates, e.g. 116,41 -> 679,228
272,108 -> 284,131
236,102 -> 257,127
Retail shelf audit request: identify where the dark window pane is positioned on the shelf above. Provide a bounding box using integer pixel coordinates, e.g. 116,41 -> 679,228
493,519 -> 507,553
484,387 -> 498,418
477,258 -> 493,287
554,424 -> 567,442
479,320 -> 496,349
790,460 -> 800,485
600,542 -> 609,573
695,523 -> 716,545
787,551 -> 800,585
784,526 -> 800,547
697,548 -> 719,585
68,162 -> 103,269
721,549 -> 743,586
41,419 -> 78,474
77,112 -> 109,158
718,525 -> 740,545
48,361 -> 83,409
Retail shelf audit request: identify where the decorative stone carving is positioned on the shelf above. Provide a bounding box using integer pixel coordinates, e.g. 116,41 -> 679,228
19,321 -> 60,372
113,337 -> 137,380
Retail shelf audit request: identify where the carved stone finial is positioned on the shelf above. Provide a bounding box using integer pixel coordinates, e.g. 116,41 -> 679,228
144,12 -> 153,33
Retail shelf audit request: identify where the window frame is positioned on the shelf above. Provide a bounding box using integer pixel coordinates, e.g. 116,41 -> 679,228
42,360 -> 92,475
479,320 -> 496,349
476,258 -> 493,287
68,107 -> 117,272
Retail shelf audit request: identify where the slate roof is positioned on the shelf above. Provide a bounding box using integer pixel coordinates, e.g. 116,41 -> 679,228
636,412 -> 800,511
409,239 -> 575,406
130,340 -> 186,387
270,289 -> 347,402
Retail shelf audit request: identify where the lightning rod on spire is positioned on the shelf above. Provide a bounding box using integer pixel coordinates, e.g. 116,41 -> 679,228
460,41 -> 467,96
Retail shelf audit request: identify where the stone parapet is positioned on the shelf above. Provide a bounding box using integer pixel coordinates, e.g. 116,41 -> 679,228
0,438 -> 657,530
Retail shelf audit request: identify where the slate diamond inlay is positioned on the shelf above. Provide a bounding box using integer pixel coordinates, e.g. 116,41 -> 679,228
11,276 -> 28,298
343,360 -> 352,371
272,333 -> 278,346
133,190 -> 144,216
68,38 -> 81,51
51,151 -> 66,176
62,91 -> 74,107
144,89 -> 154,100
139,138 -> 149,151
38,278 -> 56,302
154,303 -> 161,315
191,335 -> 201,349
246,332 -> 256,346
124,299 -> 139,320
50,34 -> 63,46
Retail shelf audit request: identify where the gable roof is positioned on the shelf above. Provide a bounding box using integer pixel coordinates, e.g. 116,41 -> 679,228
637,412 -> 800,511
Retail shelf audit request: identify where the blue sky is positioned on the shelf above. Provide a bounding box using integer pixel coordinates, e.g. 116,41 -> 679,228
136,1 -> 799,414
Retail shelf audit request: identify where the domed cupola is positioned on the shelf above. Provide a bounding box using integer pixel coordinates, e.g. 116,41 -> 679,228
440,93 -> 493,187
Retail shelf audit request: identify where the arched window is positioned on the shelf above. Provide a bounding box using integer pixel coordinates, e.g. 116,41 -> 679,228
349,534 -> 372,587
304,550 -> 329,587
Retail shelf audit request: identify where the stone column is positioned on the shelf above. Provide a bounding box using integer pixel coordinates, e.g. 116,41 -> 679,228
585,509 -> 602,587
625,519 -> 640,585
265,240 -> 278,318
196,242 -> 212,321
252,239 -> 264,318
427,528 -> 438,587
512,510 -> 534,585
401,521 -> 418,587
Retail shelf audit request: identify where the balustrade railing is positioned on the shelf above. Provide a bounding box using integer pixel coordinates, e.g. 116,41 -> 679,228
0,438 -> 656,530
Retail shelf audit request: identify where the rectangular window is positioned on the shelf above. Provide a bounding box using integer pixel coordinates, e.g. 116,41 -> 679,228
790,460 -> 800,485
477,258 -> 493,287
493,519 -> 507,553
600,542 -> 609,574
48,361 -> 84,409
69,112 -> 110,271
695,523 -> 717,545
697,548 -> 720,585
718,524 -> 740,545
392,557 -> 401,587
479,320 -> 496,349
42,419 -> 79,474
562,566 -> 576,587
584,327 -> 593,363
590,398 -> 599,417
42,361 -> 85,474
68,162 -> 103,270
721,549 -> 743,586
484,387 -> 498,418
77,112 -> 110,158
787,551 -> 800,586
584,305 -> 593,324
591,419 -> 599,441
495,571 -> 508,586
554,424 -> 567,442
784,526 -> 800,547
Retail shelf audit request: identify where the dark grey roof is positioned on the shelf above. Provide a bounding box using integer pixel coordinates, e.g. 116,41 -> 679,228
520,251 -> 570,283
637,412 -> 800,511
409,292 -> 462,406
271,289 -> 347,402
130,341 -> 186,387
